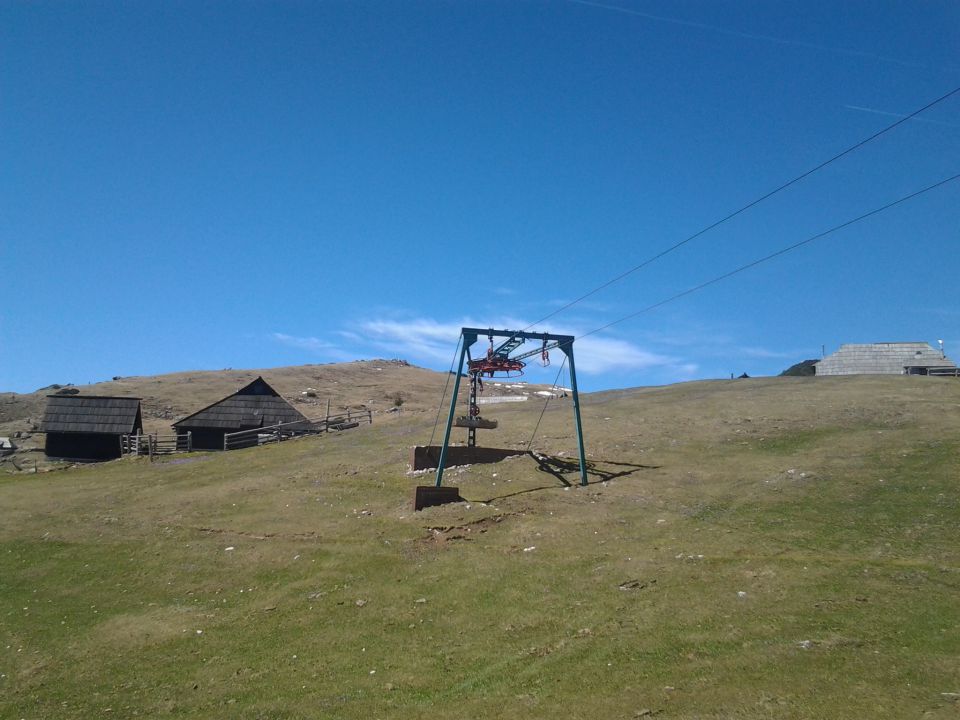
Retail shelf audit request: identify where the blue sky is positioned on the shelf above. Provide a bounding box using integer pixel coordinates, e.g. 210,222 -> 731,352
2,1 -> 958,393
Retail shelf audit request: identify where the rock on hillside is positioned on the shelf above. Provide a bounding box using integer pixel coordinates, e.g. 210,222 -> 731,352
780,359 -> 818,377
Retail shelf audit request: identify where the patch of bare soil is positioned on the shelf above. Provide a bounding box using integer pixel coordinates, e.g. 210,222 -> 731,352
416,511 -> 525,549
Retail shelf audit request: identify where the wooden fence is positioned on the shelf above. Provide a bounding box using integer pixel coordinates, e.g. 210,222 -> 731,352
118,405 -> 375,457
121,432 -> 192,460
223,420 -> 319,451
222,409 -> 373,451
324,408 -> 373,431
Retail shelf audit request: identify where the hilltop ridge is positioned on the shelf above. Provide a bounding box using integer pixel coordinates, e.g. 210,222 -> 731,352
0,359 -> 563,459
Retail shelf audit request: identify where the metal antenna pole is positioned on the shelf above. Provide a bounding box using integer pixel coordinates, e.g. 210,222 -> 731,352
561,342 -> 588,486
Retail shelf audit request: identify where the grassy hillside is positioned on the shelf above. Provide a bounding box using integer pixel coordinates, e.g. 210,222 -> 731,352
1,375 -> 959,718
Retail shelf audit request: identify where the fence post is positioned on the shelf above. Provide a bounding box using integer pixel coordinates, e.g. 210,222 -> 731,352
187,431 -> 192,452
148,434 -> 154,462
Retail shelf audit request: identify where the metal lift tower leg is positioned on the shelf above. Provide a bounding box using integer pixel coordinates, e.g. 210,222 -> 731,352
560,342 -> 588,487
435,330 -> 476,487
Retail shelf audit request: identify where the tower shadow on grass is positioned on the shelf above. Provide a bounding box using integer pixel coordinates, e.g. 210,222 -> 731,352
473,452 -> 660,504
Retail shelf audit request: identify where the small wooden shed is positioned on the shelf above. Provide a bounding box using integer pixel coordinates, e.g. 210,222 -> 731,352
41,395 -> 143,460
172,376 -> 308,450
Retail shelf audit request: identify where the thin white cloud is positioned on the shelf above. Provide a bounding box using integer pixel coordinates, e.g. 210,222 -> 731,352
276,314 -> 807,384
358,318 -> 467,363
333,330 -> 364,343
542,297 -> 616,313
572,335 -> 677,374
271,332 -> 353,361
637,327 -> 735,350
739,346 -> 797,360
355,316 -> 684,376
357,317 -> 528,364
635,325 -> 805,362
568,0 -> 940,71
923,307 -> 960,318
843,105 -> 960,128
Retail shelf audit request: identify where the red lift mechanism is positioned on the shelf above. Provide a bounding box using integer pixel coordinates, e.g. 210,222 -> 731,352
467,334 -> 527,378
457,333 -> 559,442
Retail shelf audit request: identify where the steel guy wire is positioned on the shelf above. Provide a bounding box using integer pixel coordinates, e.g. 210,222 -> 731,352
428,333 -> 462,448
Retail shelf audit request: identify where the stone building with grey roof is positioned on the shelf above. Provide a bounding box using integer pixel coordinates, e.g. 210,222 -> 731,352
816,342 -> 956,376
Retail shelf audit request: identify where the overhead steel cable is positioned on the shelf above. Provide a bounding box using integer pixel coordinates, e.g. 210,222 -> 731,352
525,84 -> 960,331
578,172 -> 960,339
428,334 -> 463,448
527,355 -> 568,451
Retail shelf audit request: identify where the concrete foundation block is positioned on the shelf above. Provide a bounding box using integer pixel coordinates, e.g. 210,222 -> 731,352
410,445 -> 525,471
414,485 -> 462,511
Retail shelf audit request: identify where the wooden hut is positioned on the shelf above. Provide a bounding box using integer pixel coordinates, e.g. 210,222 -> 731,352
41,395 -> 143,460
172,376 -> 308,450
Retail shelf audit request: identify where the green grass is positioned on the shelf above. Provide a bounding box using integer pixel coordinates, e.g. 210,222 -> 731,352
2,376 -> 960,718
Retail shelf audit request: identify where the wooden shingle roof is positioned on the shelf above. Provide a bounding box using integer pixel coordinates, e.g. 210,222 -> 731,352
41,396 -> 143,435
173,377 -> 307,431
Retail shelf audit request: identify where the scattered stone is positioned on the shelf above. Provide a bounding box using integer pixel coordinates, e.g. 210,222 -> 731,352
619,579 -> 655,591
798,640 -> 812,649
522,546 -> 536,552
355,599 -> 367,607
737,591 -> 747,598
224,546 -> 235,552
414,598 -> 427,604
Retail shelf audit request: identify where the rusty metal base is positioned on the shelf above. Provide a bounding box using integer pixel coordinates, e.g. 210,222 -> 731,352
414,485 -> 462,511
453,416 -> 498,429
